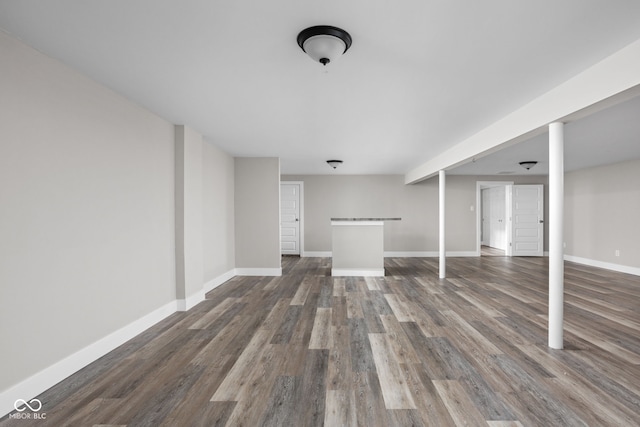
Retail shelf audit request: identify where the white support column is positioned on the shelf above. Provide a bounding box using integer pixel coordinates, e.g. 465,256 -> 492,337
439,170 -> 446,279
548,122 -> 564,349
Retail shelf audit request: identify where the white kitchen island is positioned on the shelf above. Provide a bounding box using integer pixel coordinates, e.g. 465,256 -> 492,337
330,218 -> 401,277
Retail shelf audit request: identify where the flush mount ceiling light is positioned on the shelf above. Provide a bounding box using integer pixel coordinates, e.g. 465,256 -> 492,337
519,161 -> 538,170
326,160 -> 343,169
297,25 -> 352,66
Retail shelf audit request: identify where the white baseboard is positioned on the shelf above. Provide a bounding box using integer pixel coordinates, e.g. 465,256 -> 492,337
0,300 -> 178,418
176,289 -> 206,312
302,251 -> 332,257
235,267 -> 282,276
203,269 -> 236,293
331,268 -> 385,277
564,255 -> 640,277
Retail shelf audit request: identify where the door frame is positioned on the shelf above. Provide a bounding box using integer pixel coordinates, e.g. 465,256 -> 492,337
476,180 -> 513,256
280,181 -> 304,256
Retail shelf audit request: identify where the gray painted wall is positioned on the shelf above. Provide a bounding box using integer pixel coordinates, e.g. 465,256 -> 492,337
0,32 -> 176,391
565,158 -> 640,268
175,125 -> 204,300
282,174 -> 549,253
235,158 -> 281,269
203,141 -> 235,281
282,175 -> 432,252
0,32 -> 239,398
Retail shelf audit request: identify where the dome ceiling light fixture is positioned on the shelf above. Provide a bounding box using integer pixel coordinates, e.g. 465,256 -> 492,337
297,25 -> 352,66
326,160 -> 343,169
519,161 -> 538,170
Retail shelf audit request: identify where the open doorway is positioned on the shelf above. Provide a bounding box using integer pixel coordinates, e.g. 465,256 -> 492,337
476,181 -> 512,256
476,181 -> 545,257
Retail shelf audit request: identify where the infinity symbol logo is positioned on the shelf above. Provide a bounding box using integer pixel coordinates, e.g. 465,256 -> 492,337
14,398 -> 42,412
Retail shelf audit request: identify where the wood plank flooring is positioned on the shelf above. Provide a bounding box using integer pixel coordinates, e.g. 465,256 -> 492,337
481,245 -> 506,256
2,256 -> 639,426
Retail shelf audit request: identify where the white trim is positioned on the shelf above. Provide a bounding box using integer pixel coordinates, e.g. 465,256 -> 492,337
176,289 -> 206,312
303,251 -> 332,257
300,182 -> 304,255
564,255 -> 640,277
439,170 -> 446,279
203,269 -> 236,293
235,267 -> 282,276
0,300 -> 178,418
178,268 -> 237,311
331,268 -> 385,277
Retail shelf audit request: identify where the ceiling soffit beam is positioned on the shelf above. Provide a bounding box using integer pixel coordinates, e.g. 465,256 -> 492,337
404,37 -> 640,184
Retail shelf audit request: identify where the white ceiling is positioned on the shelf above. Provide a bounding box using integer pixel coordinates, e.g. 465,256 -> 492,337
450,94 -> 640,175
1,0 -> 640,175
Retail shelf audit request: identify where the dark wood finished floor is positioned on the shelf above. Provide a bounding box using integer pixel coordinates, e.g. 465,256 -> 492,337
2,256 -> 639,426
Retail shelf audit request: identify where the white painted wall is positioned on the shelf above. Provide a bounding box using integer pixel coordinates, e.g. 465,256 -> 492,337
0,32 -> 176,392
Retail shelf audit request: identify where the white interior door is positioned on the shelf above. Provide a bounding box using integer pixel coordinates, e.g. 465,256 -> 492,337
509,184 -> 544,256
280,183 -> 300,255
489,186 -> 507,250
481,189 -> 490,245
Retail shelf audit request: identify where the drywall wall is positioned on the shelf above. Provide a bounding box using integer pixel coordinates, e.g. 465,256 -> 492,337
565,158 -> 640,269
282,175 -> 434,252
175,125 -> 204,303
235,158 -> 281,271
203,141 -> 235,281
0,32 -> 176,393
281,174 -> 549,254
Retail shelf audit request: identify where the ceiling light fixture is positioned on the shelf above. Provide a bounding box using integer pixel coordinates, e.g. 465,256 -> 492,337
297,25 -> 352,66
519,161 -> 538,170
326,160 -> 343,169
